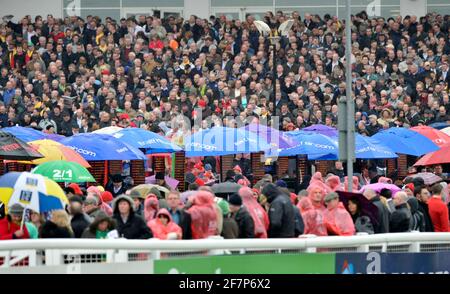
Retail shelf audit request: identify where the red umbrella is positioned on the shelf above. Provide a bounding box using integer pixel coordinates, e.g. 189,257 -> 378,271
410,126 -> 450,147
414,143 -> 450,166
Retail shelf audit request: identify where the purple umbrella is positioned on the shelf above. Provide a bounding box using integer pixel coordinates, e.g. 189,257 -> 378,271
359,183 -> 402,195
243,124 -> 296,149
302,124 -> 338,137
145,175 -> 179,189
337,190 -> 379,229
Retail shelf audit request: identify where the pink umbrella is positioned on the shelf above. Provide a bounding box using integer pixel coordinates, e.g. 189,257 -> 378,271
359,183 -> 402,195
145,175 -> 179,189
409,173 -> 443,185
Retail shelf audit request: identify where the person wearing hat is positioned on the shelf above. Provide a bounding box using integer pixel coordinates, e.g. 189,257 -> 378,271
68,195 -> 91,238
112,194 -> 153,239
323,192 -> 355,236
155,171 -> 171,192
228,193 -> 255,238
106,174 -> 130,198
0,204 -> 30,240
217,198 -> 239,239
129,189 -> 145,217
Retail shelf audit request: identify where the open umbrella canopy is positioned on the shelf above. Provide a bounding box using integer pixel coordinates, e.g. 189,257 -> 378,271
301,124 -> 338,137
129,184 -> 170,199
112,128 -> 182,154
15,139 -> 90,167
281,131 -> 338,158
428,122 -> 450,130
243,123 -> 296,150
354,135 -> 398,159
372,127 -> 439,156
32,161 -> 95,183
0,172 -> 68,213
411,126 -> 450,147
409,172 -> 443,185
59,133 -> 146,161
0,131 -> 43,161
92,126 -> 123,135
2,126 -> 64,142
184,127 -> 270,157
359,183 -> 402,195
337,190 -> 379,228
414,143 -> 450,166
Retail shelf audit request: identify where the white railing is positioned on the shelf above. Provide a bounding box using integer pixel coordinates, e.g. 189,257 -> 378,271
1,232 -> 450,268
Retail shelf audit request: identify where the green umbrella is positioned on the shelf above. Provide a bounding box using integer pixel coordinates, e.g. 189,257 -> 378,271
32,160 -> 95,183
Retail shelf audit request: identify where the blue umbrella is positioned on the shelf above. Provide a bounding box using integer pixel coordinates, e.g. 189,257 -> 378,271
2,126 -> 63,142
302,124 -> 338,137
112,128 -> 182,154
281,131 -> 339,158
59,133 -> 146,161
184,127 -> 270,157
372,127 -> 439,156
428,122 -> 449,130
283,132 -> 397,159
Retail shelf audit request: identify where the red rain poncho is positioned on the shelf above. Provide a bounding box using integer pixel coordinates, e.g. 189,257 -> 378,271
148,208 -> 183,240
343,176 -> 359,192
239,187 -> 269,238
307,172 -> 332,194
87,186 -> 113,216
326,175 -> 342,191
187,191 -> 218,239
323,202 -> 356,236
297,197 -> 327,236
303,184 -> 327,211
144,194 -> 159,223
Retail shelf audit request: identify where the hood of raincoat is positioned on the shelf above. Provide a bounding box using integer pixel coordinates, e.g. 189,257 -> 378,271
144,194 -> 159,222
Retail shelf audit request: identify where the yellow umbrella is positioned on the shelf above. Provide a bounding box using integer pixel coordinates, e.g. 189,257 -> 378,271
15,139 -> 91,168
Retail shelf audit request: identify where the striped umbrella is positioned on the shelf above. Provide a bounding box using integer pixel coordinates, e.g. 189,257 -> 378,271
0,172 -> 68,213
16,139 -> 90,168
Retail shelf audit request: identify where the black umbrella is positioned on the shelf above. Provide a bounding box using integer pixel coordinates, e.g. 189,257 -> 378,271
337,190 -> 380,228
0,131 -> 44,160
212,182 -> 242,199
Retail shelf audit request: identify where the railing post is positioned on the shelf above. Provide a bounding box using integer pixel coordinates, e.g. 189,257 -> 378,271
44,249 -> 62,266
356,233 -> 370,252
409,242 -> 421,253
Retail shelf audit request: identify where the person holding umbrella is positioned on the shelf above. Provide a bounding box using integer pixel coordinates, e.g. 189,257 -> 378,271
0,204 -> 30,240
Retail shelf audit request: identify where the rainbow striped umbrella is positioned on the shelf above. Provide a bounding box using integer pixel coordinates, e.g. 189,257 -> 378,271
0,172 -> 68,213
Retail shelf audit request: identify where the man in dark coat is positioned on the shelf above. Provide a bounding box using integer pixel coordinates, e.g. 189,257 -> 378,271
228,194 -> 255,239
262,183 -> 295,238
389,192 -> 412,233
363,189 -> 390,233
106,174 -> 130,198
414,186 -> 434,232
166,191 -> 192,239
112,195 -> 153,239
68,196 -> 91,238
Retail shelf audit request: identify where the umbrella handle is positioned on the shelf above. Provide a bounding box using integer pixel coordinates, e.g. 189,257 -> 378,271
20,208 -> 26,230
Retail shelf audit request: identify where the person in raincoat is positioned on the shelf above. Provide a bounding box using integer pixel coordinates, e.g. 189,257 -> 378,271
87,186 -> 113,217
0,204 -> 30,240
323,192 -> 356,236
297,197 -> 327,236
304,184 -> 327,212
239,187 -> 269,238
326,175 -> 342,191
148,208 -> 183,240
307,172 -> 333,194
144,194 -> 159,223
187,190 -> 218,239
343,176 -> 360,192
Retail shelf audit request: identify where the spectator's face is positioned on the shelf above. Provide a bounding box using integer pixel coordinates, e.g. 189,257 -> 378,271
167,193 -> 180,210
118,200 -> 130,215
325,198 -> 338,209
418,188 -> 430,203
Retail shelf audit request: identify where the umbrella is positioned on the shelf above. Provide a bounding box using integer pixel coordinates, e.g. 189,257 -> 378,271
129,184 -> 171,199
14,139 -> 90,167
0,131 -> 44,160
441,127 -> 450,136
243,123 -> 297,150
92,126 -> 123,135
211,182 -> 242,195
429,122 -> 450,130
337,190 -> 379,229
409,173 -> 443,185
184,127 -> 270,157
145,175 -> 179,189
1,126 -> 64,142
414,143 -> 450,166
372,127 -> 439,156
0,172 -> 68,213
358,183 -> 402,195
301,124 -> 338,137
59,133 -> 146,161
411,126 -> 450,147
281,131 -> 339,158
354,135 -> 398,159
112,128 -> 182,154
32,161 -> 95,183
